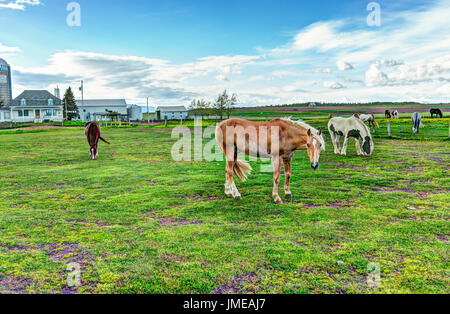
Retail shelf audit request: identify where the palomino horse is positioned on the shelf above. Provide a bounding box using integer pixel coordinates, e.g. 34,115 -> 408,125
215,118 -> 325,204
353,113 -> 379,133
411,112 -> 424,135
328,116 -> 374,156
85,122 -> 110,160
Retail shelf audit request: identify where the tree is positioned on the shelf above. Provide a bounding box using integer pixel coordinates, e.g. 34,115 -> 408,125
214,90 -> 229,121
227,93 -> 238,119
213,90 -> 238,120
189,99 -> 212,118
62,87 -> 79,120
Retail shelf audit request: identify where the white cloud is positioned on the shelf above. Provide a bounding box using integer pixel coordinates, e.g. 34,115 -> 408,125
0,0 -> 41,10
0,42 -> 20,54
324,81 -> 345,89
337,61 -> 353,71
10,0 -> 450,105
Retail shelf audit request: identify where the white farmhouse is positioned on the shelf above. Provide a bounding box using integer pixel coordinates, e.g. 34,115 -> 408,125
156,106 -> 188,120
76,99 -> 128,121
7,90 -> 63,123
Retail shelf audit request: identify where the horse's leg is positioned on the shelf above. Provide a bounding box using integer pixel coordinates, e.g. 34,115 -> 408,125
341,137 -> 349,155
283,158 -> 292,198
224,161 -> 233,198
331,132 -> 340,154
355,138 -> 363,155
272,156 -> 283,204
226,160 -> 242,199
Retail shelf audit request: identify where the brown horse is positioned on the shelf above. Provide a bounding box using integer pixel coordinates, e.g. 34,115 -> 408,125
215,118 -> 325,204
85,122 -> 110,160
353,113 -> 379,133
385,110 -> 392,119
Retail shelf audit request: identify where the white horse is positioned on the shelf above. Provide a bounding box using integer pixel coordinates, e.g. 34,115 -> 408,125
412,112 -> 425,135
392,110 -> 399,119
328,116 -> 374,156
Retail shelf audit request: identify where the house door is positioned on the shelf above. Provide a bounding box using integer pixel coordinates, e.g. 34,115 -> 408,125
35,110 -> 40,119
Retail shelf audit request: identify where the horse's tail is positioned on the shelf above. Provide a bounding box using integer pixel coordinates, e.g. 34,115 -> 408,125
234,160 -> 252,182
215,122 -> 252,182
99,136 -> 110,144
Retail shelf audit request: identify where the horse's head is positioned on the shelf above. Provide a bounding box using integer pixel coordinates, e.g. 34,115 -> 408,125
362,136 -> 374,156
89,146 -> 98,160
306,128 -> 325,170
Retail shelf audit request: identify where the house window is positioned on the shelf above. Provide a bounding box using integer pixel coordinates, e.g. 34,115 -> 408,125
20,99 -> 26,106
53,109 -> 57,116
18,110 -> 23,117
24,110 -> 29,117
46,109 -> 53,116
48,99 -> 54,106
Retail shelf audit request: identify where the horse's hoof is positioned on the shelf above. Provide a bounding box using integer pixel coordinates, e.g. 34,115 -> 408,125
274,200 -> 283,204
234,195 -> 242,200
226,194 -> 233,198
285,193 -> 293,198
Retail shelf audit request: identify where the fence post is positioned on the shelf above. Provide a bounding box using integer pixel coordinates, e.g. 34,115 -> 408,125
165,119 -> 167,127
448,117 -> 450,138
387,121 -> 391,137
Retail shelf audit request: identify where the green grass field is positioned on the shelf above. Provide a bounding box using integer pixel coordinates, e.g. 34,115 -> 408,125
0,117 -> 448,294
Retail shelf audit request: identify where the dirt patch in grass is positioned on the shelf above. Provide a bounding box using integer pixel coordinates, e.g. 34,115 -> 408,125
301,201 -> 355,209
213,273 -> 260,294
47,243 -> 95,268
159,217 -> 203,226
181,194 -> 220,202
0,276 -> 33,293
66,220 -> 110,228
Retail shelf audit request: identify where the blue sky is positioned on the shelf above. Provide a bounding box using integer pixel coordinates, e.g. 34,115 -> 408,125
0,0 -> 449,107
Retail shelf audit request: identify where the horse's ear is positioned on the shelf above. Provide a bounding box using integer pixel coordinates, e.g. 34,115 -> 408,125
318,128 -> 322,136
307,129 -> 312,136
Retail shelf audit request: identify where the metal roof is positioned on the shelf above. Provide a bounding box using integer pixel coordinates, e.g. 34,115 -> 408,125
0,58 -> 8,66
156,106 -> 187,112
75,99 -> 127,107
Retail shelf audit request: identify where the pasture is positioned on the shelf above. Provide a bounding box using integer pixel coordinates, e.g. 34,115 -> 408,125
0,117 -> 448,294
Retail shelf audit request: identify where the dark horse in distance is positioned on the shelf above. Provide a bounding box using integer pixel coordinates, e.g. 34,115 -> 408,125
85,122 -> 110,160
430,108 -> 443,118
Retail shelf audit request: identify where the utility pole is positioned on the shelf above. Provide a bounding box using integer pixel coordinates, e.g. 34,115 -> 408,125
147,97 -> 150,124
80,80 -> 84,121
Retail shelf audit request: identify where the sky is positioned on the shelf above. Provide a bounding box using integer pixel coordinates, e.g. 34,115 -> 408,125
0,0 -> 449,108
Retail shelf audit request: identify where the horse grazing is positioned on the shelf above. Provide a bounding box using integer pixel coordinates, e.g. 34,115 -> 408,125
411,112 -> 425,135
392,110 -> 399,119
385,110 -> 392,119
430,108 -> 443,118
353,113 -> 379,133
85,122 -> 110,160
328,116 -> 374,156
215,118 -> 325,204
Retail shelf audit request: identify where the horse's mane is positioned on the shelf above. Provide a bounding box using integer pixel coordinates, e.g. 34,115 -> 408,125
280,118 -> 326,149
351,116 -> 372,137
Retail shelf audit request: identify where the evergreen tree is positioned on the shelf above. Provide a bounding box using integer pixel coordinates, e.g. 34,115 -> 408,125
62,87 -> 79,120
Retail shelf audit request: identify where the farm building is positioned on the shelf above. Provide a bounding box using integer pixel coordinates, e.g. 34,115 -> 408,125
76,99 -> 128,121
127,105 -> 143,121
7,90 -> 63,123
0,106 -> 11,122
156,106 -> 188,120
